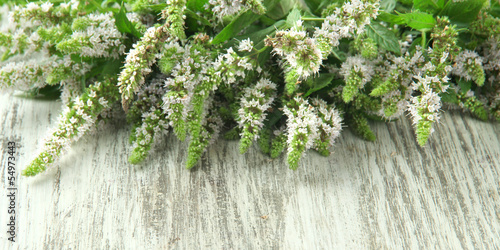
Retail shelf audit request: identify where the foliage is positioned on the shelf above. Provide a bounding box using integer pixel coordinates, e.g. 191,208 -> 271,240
0,0 -> 499,176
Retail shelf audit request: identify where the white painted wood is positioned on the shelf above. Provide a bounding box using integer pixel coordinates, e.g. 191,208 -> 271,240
1,92 -> 499,249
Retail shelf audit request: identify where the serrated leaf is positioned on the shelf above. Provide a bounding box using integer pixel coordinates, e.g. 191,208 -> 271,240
457,79 -> 473,93
440,0 -> 486,26
366,22 -> 401,55
212,10 -> 261,44
304,73 -> 336,97
440,89 -> 459,104
398,11 -> 436,30
413,0 -> 442,14
286,7 -> 301,27
377,12 -> 404,24
114,3 -> 142,38
380,0 -> 396,13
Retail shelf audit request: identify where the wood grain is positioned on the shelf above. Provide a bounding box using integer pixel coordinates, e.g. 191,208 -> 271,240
1,92 -> 499,249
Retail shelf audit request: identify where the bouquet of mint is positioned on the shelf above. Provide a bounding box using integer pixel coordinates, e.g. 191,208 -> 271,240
0,0 -> 498,177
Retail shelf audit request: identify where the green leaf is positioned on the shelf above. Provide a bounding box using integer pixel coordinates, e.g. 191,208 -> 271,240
440,89 -> 459,104
187,0 -> 209,12
304,73 -> 336,97
114,3 -> 142,38
397,11 -> 436,31
377,12 -> 404,24
286,7 -> 301,27
440,0 -> 486,26
212,10 -> 262,44
457,79 -> 472,93
380,0 -> 396,13
413,0 -> 442,14
366,22 -> 401,55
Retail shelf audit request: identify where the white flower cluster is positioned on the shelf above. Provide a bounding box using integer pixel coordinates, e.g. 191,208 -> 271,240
118,26 -> 168,108
309,98 -> 342,150
213,47 -> 253,85
340,55 -> 375,102
23,80 -> 115,176
283,96 -> 342,168
186,98 -> 223,168
376,49 -> 425,119
313,0 -> 379,56
57,13 -> 126,59
452,50 -> 485,85
9,0 -> 79,29
207,0 -> 265,20
482,37 -> 500,84
340,55 -> 375,87
270,21 -> 323,79
0,54 -> 90,91
162,42 -> 211,138
238,38 -> 254,52
407,75 -> 443,128
132,107 -> 169,149
238,77 -> 277,142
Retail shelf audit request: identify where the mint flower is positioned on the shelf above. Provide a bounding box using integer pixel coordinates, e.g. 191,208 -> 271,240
309,98 -> 342,156
22,79 -> 119,176
117,26 -> 170,110
162,41 -> 211,140
340,55 -> 375,103
314,0 -> 379,56
407,75 -> 444,146
237,77 -> 277,153
208,0 -> 265,20
129,106 -> 170,164
0,55 -> 90,91
56,13 -> 126,59
186,99 -> 223,168
453,50 -> 485,86
283,96 -> 319,169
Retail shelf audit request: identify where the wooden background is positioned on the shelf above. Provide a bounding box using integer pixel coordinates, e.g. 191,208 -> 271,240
1,92 -> 499,249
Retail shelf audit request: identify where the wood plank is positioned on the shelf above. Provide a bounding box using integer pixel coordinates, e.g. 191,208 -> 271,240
1,92 -> 499,249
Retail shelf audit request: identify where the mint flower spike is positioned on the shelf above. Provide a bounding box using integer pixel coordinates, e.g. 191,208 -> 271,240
284,97 -> 318,169
161,0 -> 187,39
0,55 -> 90,92
452,50 -> 486,86
22,79 -> 120,177
340,55 -> 375,103
407,75 -> 444,147
208,0 -> 266,21
118,1 -> 187,111
309,98 -> 342,156
128,106 -> 170,164
186,98 -> 223,169
9,1 -> 79,29
56,12 -> 127,59
238,77 -> 277,154
117,25 -> 171,111
162,40 -> 212,141
266,20 -> 323,94
313,0 -> 380,57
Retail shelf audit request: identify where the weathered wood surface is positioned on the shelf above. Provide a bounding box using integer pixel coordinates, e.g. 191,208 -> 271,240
1,92 -> 499,249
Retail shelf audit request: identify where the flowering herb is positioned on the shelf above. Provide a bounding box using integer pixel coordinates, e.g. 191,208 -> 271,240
0,0 -> 499,176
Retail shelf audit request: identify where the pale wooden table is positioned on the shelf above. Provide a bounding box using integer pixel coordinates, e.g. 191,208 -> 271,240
1,92 -> 499,249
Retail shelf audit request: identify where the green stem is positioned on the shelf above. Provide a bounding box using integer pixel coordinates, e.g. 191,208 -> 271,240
421,30 -> 426,48
301,17 -> 325,21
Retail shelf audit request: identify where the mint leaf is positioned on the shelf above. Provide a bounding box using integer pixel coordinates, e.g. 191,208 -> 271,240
440,0 -> 486,26
212,10 -> 261,44
380,0 -> 396,13
304,73 -> 336,97
114,4 -> 142,38
413,0 -> 442,14
366,22 -> 401,55
398,11 -> 436,31
286,7 -> 301,27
